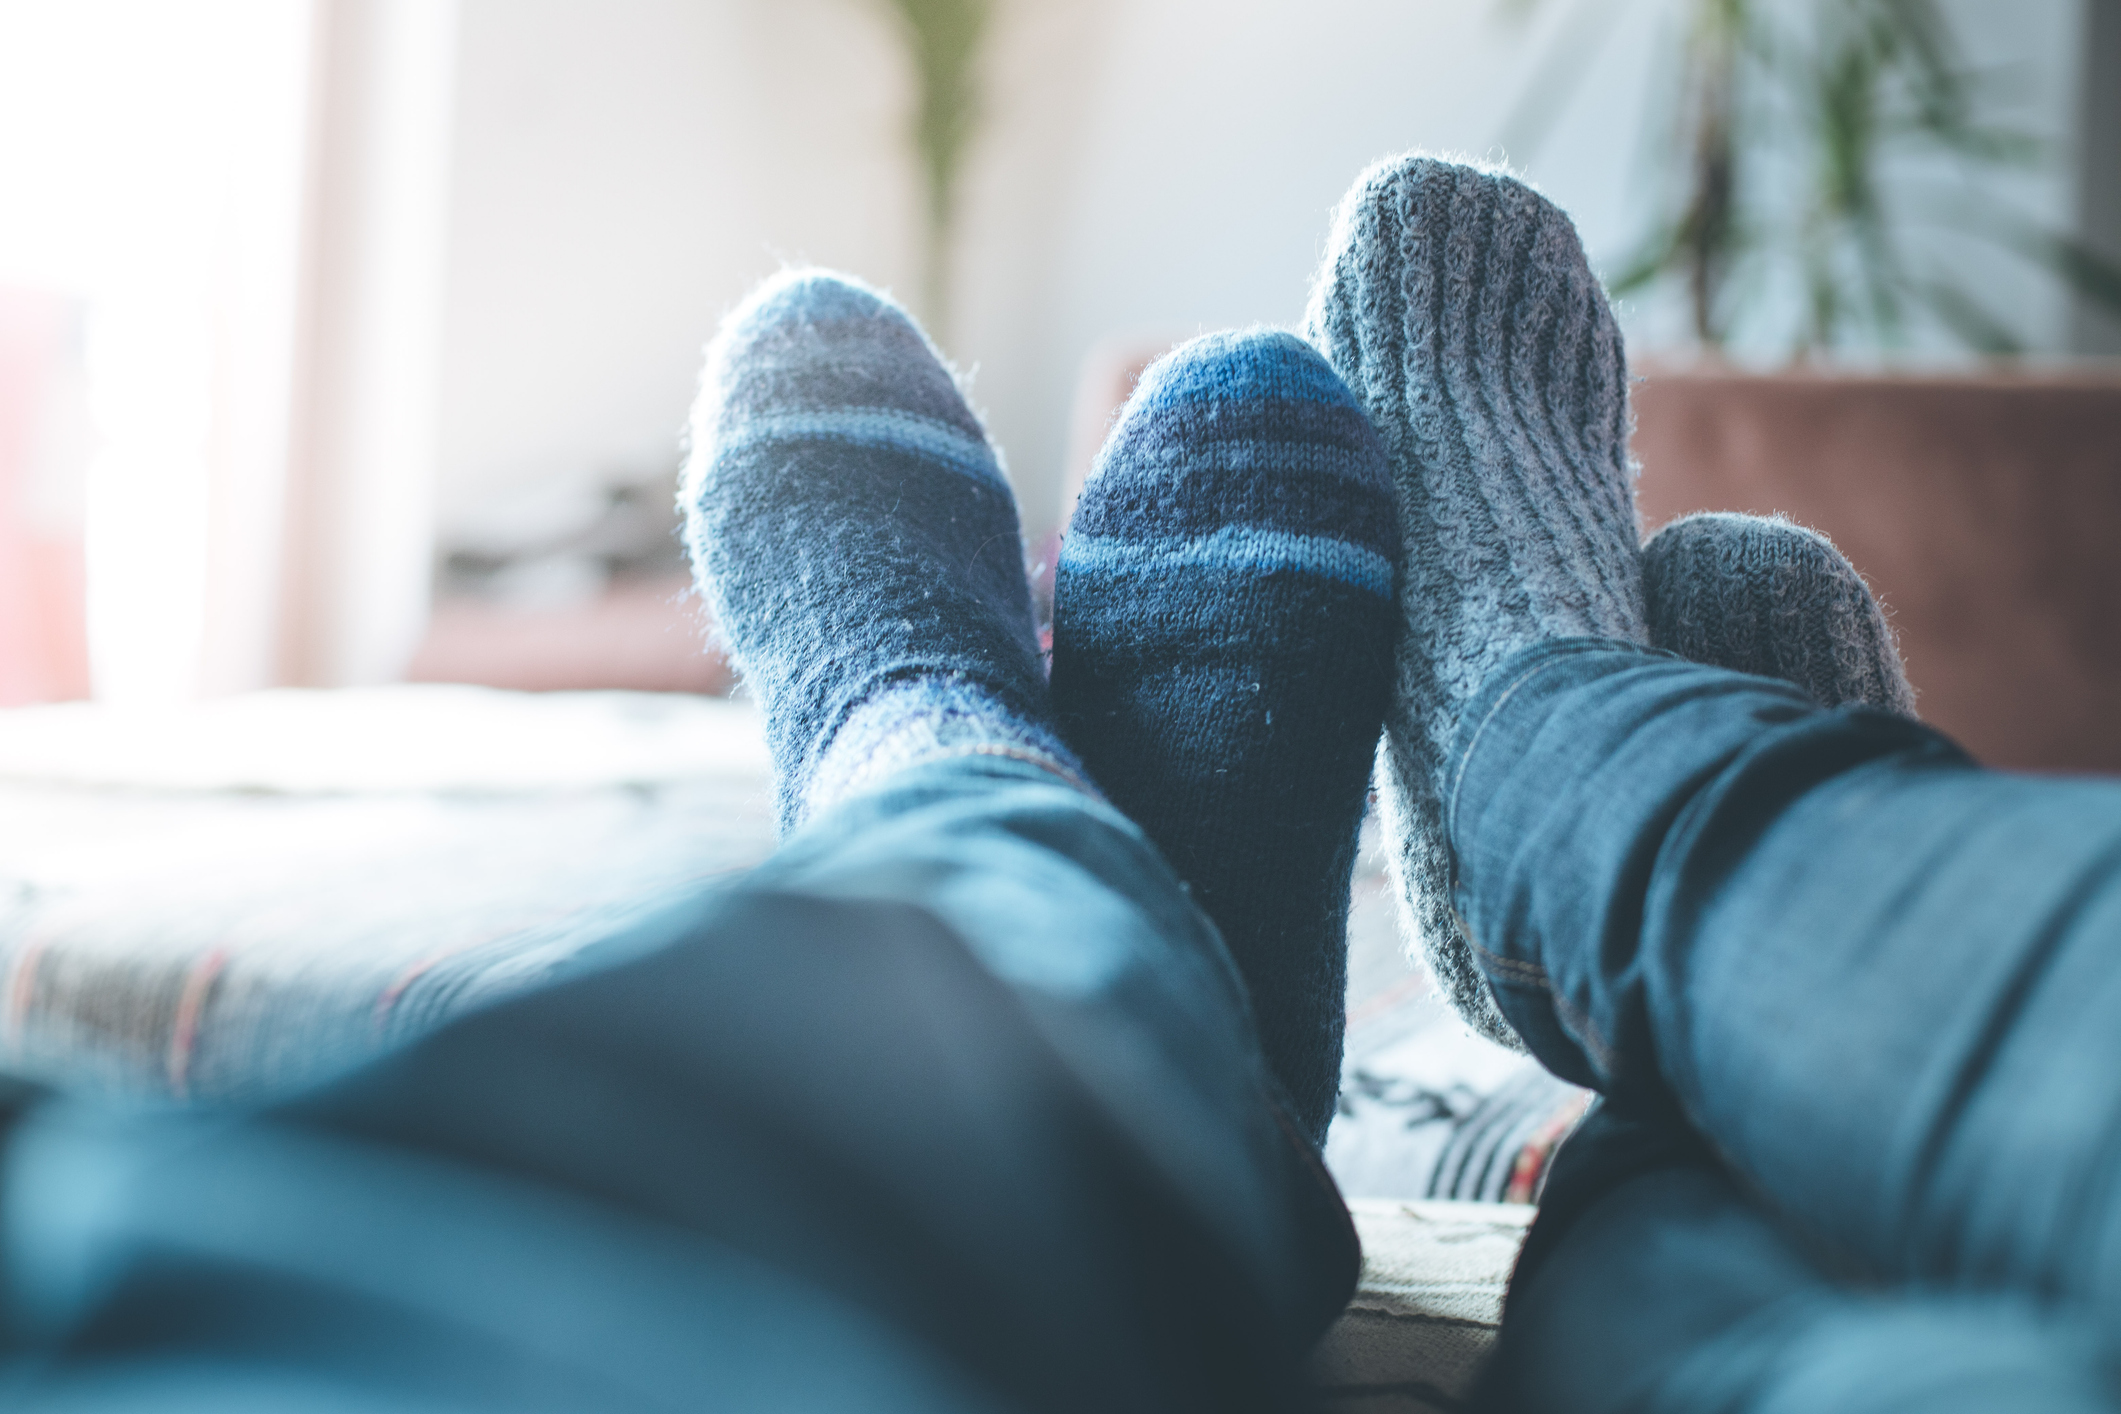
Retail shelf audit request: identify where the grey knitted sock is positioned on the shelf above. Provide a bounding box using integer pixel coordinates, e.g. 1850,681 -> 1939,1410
684,270 -> 1086,831
1643,512 -> 1917,716
1305,154 -> 1647,1050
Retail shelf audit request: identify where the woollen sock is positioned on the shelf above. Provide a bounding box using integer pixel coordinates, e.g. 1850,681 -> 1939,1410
1643,511 -> 1917,716
1305,154 -> 1647,1050
1049,329 -> 1398,1149
683,269 -> 1083,829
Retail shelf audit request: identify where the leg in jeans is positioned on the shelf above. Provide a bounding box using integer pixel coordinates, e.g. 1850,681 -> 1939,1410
1483,518 -> 2121,1411
0,273 -> 1382,1410
0,755 -> 1354,1412
1305,152 -> 2121,1404
1451,641 -> 2121,1315
1480,1102 -> 2118,1414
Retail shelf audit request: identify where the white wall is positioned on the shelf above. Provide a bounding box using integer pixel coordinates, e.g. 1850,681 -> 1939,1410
284,0 -> 462,688
433,0 -> 920,545
962,0 -> 1679,530
432,0 -> 2089,551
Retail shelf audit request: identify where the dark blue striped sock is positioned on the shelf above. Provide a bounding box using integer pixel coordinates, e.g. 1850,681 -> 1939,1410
1049,330 -> 1399,1149
683,271 -> 1084,828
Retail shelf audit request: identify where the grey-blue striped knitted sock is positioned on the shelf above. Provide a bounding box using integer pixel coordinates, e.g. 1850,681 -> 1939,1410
1049,330 -> 1398,1149
683,270 -> 1085,829
1305,155 -> 1647,1051
1644,512 -> 1917,716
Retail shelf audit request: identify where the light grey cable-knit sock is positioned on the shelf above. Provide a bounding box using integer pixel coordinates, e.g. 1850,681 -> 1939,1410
1305,154 -> 1647,1050
1643,512 -> 1917,717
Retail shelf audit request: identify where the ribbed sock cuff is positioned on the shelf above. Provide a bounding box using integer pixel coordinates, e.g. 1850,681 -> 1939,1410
801,677 -> 1095,825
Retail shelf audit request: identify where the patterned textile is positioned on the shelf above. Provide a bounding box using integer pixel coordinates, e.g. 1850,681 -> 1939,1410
1332,822 -> 1592,1204
0,687 -> 777,1099
1642,512 -> 1918,718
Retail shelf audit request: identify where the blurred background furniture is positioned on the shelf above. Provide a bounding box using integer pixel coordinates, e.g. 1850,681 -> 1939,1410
407,574 -> 730,694
1635,369 -> 2121,773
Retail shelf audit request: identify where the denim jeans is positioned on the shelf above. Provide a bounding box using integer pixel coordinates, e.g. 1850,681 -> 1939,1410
0,756 -> 1356,1412
1448,641 -> 2121,1410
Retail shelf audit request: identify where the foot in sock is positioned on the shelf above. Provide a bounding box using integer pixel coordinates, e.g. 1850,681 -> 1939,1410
683,269 -> 1082,828
1305,155 -> 1647,1049
1050,330 -> 1398,1148
1643,511 -> 1917,716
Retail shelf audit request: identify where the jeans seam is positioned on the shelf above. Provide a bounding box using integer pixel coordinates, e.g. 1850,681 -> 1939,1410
1471,941 -> 1548,985
1548,985 -> 1615,1081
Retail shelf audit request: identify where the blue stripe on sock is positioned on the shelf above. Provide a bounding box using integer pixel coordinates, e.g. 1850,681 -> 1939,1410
721,409 -> 1003,487
1064,526 -> 1393,598
1091,425 -> 1389,491
1133,332 -> 1360,413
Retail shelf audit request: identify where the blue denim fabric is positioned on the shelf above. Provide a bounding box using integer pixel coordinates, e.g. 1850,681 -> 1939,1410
0,756 -> 1355,1412
1446,640 -> 2121,1405
1484,1102 -> 2118,1414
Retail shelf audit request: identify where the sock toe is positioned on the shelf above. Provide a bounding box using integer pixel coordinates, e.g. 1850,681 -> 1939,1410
1643,512 -> 1918,717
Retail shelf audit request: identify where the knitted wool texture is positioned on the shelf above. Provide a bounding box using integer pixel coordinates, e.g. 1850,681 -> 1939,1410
1050,330 -> 1398,1148
683,270 -> 1080,829
1643,512 -> 1918,716
1304,155 -> 1648,1051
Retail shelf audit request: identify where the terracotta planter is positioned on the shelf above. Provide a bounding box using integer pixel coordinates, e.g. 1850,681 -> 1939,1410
1634,370 -> 2121,774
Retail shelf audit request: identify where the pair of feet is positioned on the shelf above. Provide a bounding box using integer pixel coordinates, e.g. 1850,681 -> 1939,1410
687,278 -> 1392,1147
685,154 -> 1914,1149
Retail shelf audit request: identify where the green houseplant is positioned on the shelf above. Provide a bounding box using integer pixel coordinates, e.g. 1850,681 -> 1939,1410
873,0 -> 993,343
1507,0 -> 2121,358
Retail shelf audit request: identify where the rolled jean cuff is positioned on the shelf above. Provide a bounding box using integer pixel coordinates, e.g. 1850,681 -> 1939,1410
1444,639 -> 1671,844
1444,639 -> 1674,1091
1443,636 -> 1948,1103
